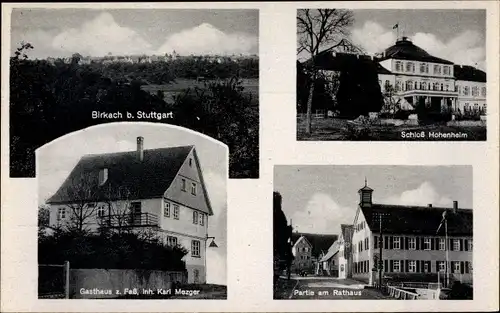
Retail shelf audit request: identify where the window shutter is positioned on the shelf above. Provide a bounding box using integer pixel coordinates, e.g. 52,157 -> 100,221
459,239 -> 464,251
390,236 -> 394,249
384,236 -> 389,249
416,260 -> 420,272
384,259 -> 388,272
405,260 -> 409,273
404,237 -> 409,250
431,238 -> 435,250
420,237 -> 425,250
465,261 -> 469,274
390,260 -> 394,272
449,239 -> 453,251
416,237 -> 420,250
464,239 -> 469,251
436,238 -> 440,250
460,261 -> 465,274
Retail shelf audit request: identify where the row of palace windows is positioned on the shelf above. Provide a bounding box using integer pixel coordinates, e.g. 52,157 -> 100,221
368,235 -> 473,252
460,85 -> 486,97
394,61 -> 452,76
354,260 -> 472,274
355,221 -> 366,232
163,200 -> 205,226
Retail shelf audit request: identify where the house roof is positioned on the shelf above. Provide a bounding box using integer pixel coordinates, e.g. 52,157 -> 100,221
293,235 -> 312,249
47,145 -> 202,207
340,224 -> 354,241
454,65 -> 486,83
319,240 -> 340,262
380,37 -> 454,65
361,203 -> 472,236
291,232 -> 338,257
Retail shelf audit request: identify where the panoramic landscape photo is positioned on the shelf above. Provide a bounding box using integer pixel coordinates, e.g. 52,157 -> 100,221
297,9 -> 486,141
9,8 -> 259,178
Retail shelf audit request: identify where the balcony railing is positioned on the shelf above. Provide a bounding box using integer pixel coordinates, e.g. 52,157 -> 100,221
98,213 -> 159,228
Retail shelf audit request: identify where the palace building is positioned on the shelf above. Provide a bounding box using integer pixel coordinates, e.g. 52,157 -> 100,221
308,36 -> 486,117
338,182 -> 473,287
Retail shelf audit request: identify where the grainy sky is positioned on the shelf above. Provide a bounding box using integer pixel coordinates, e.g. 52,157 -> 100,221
298,9 -> 486,69
274,165 -> 472,236
11,8 -> 259,58
37,123 -> 228,285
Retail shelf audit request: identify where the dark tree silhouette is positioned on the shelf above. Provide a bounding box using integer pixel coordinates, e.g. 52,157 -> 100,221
273,192 -> 293,282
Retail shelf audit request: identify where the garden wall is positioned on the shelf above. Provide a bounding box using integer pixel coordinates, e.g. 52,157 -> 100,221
70,268 -> 187,299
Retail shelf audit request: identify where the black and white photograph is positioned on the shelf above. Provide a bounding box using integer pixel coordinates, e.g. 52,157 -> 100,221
37,123 -> 227,299
10,8 -> 259,179
274,165 -> 473,300
297,9 -> 487,141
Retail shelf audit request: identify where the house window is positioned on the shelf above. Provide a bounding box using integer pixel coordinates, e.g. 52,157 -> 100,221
468,262 -> 473,273
409,238 -> 416,250
434,65 -> 441,74
481,87 -> 486,97
57,208 -> 66,220
420,63 -> 426,73
181,179 -> 186,191
189,158 -> 193,167
406,80 -> 413,91
468,240 -> 473,251
193,211 -> 198,224
425,64 -> 429,73
163,201 -> 170,217
424,238 -> 431,250
443,66 -> 450,75
97,205 -> 106,217
453,261 -> 460,273
453,239 -> 460,251
438,261 -> 446,272
199,213 -> 204,225
464,86 -> 470,95
167,236 -> 178,246
393,236 -> 401,249
395,81 -> 401,92
408,260 -> 416,273
384,80 -> 390,90
472,86 -> 479,96
421,82 -> 427,90
191,183 -> 197,195
393,260 -> 400,272
173,204 -> 179,220
439,238 -> 445,251
191,240 -> 201,257
424,262 -> 429,272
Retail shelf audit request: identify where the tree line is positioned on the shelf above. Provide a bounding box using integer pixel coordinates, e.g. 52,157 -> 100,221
10,43 -> 259,178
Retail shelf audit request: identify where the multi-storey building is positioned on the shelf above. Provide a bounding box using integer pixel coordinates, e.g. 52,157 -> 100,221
306,36 -> 486,117
348,182 -> 472,286
338,224 -> 354,279
291,235 -> 313,273
46,136 -> 214,284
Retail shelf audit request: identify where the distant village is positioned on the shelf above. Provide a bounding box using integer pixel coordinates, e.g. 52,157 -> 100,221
43,52 -> 259,65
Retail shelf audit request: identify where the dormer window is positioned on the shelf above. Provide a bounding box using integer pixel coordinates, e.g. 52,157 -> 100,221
189,158 -> 193,167
98,168 -> 108,186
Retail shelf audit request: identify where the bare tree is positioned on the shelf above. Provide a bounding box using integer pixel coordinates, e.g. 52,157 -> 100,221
297,9 -> 360,134
99,185 -> 136,234
60,173 -> 99,232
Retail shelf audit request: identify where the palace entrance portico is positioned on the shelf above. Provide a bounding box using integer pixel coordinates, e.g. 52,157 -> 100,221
399,90 -> 459,113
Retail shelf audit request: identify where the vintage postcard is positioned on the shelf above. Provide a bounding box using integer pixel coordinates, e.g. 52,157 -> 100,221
1,1 -> 498,313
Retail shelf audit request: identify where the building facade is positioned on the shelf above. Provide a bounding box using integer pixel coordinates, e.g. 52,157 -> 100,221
309,36 -> 486,117
291,236 -> 314,273
46,137 -> 215,284
348,182 -> 472,287
338,224 -> 354,279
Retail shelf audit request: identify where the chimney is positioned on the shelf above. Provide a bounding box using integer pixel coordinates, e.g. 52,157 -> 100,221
137,136 -> 144,161
453,201 -> 458,211
428,204 -> 432,208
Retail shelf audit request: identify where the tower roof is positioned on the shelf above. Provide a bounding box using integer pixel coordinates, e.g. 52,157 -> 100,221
381,37 -> 454,65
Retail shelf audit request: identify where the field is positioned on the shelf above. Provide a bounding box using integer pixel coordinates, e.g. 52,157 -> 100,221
141,78 -> 259,104
297,116 -> 487,141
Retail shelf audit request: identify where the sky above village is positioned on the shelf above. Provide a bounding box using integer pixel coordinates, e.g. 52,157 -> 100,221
274,165 -> 472,236
10,9 -> 258,58
37,123 -> 228,285
298,9 -> 486,70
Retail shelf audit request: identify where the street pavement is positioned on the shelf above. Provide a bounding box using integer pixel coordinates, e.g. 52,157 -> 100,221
287,275 -> 393,300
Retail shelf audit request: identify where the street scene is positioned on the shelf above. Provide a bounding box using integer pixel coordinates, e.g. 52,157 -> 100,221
274,165 -> 473,300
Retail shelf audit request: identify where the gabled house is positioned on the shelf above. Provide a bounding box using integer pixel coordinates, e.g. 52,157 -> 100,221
46,136 -> 214,284
291,235 -> 313,273
318,240 -> 340,277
